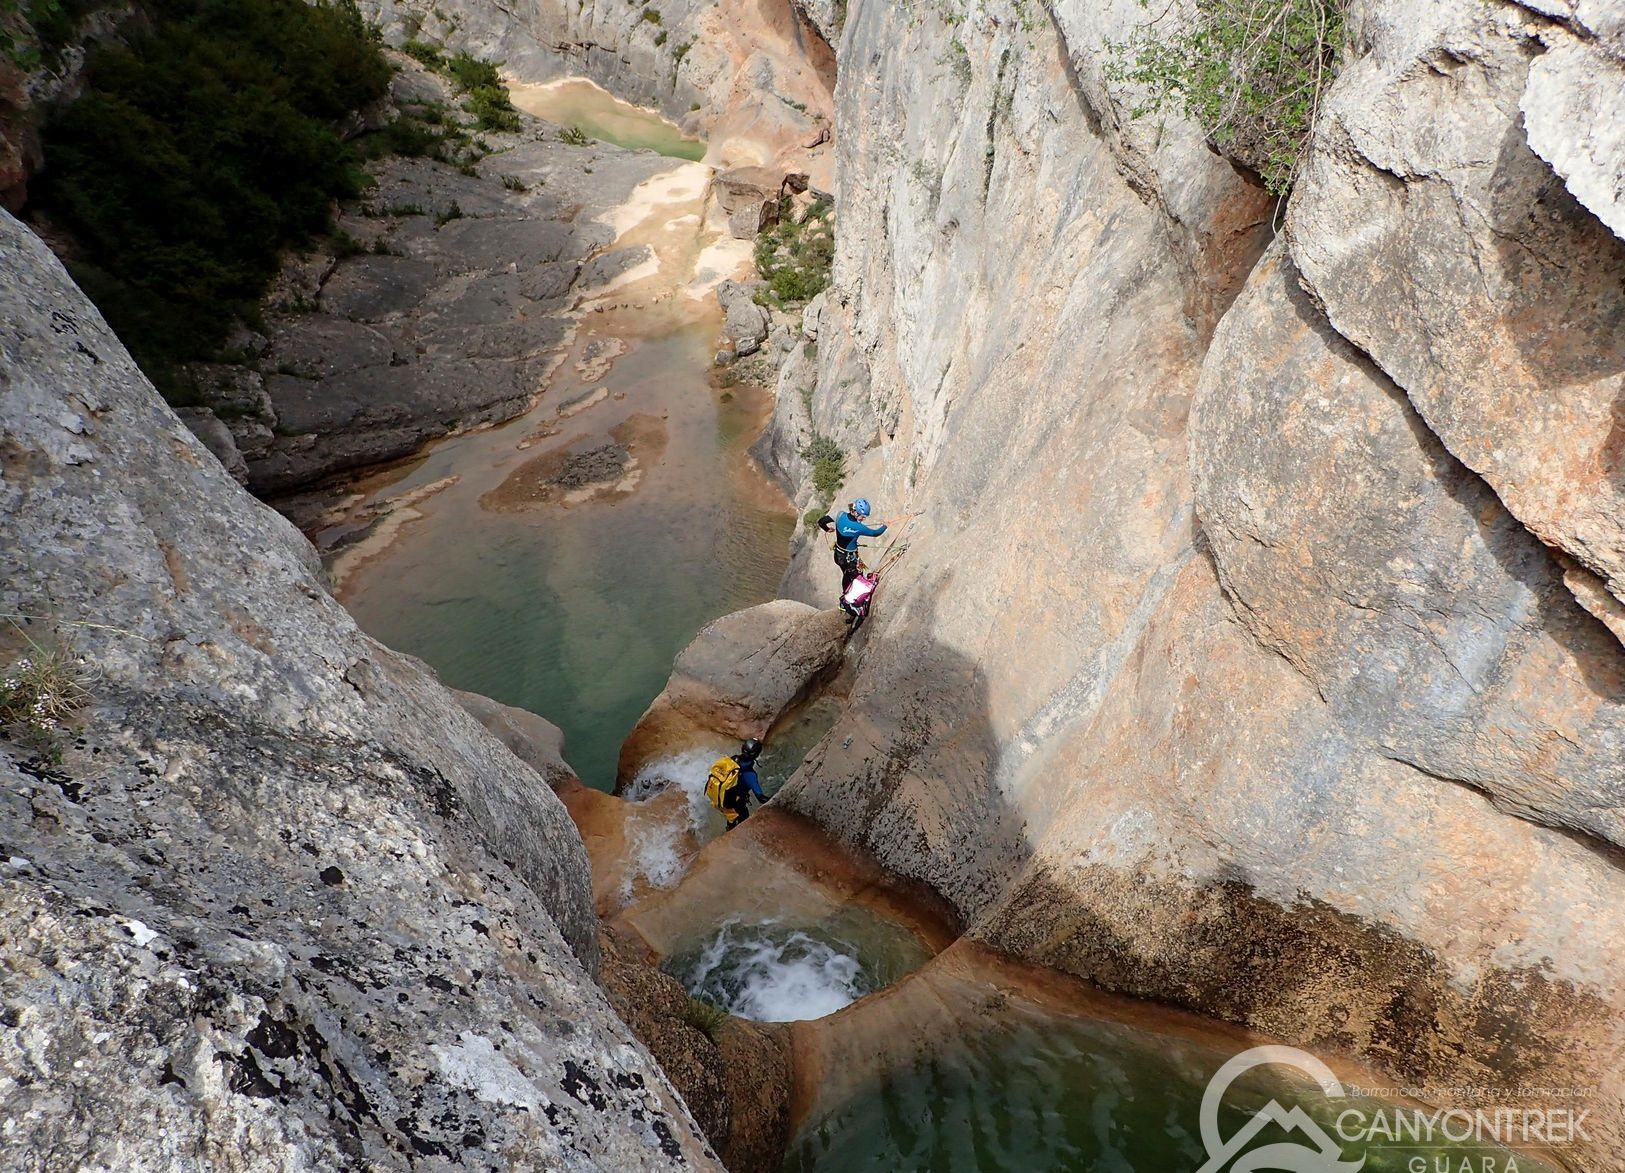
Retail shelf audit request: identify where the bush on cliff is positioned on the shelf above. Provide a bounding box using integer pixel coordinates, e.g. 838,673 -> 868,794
1109,0 -> 1346,194
754,198 -> 834,307
36,0 -> 390,401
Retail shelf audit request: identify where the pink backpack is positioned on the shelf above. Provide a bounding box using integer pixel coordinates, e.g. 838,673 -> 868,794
842,572 -> 877,612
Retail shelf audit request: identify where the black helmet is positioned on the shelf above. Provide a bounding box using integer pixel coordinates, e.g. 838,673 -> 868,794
740,738 -> 763,759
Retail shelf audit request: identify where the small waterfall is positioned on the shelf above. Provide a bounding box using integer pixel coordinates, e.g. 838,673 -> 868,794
617,748 -> 731,902
672,918 -> 872,1022
623,747 -> 730,828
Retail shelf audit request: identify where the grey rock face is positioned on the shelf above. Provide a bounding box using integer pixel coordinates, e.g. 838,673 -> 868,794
236,141 -> 674,495
0,210 -> 719,1171
1519,8 -> 1625,240
1288,1 -> 1625,616
175,406 -> 249,484
453,687 -> 575,786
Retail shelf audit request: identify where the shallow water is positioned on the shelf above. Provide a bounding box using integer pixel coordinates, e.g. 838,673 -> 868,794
758,693 -> 845,795
666,909 -> 934,1023
509,78 -> 707,161
327,314 -> 791,788
787,992 -> 1563,1173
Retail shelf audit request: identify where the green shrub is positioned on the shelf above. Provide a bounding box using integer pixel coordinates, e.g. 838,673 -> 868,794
755,200 -> 835,306
681,997 -> 727,1042
800,433 -> 844,503
639,5 -> 660,23
501,173 -> 528,191
561,125 -> 591,146
444,49 -> 499,91
329,228 -> 367,258
401,36 -> 444,69
1108,0 -> 1345,194
358,113 -> 444,159
653,28 -> 666,45
400,42 -> 521,134
464,83 -> 520,132
37,0 -> 391,401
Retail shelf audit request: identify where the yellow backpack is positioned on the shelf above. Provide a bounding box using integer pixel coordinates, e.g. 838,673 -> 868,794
705,756 -> 741,810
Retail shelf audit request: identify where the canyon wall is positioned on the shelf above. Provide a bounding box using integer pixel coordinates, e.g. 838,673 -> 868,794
360,0 -> 836,179
769,0 -> 1625,1165
0,211 -> 720,1170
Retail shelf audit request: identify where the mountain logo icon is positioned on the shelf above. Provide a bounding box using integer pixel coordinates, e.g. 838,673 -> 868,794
1195,1045 -> 1368,1173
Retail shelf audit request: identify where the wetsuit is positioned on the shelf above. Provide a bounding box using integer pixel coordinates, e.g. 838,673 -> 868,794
721,756 -> 765,828
832,511 -> 887,591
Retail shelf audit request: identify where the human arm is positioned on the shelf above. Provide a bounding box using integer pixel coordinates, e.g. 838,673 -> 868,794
741,764 -> 766,802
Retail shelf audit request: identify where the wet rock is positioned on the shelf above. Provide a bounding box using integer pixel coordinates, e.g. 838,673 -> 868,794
0,207 -> 719,1170
617,601 -> 848,791
578,244 -> 656,291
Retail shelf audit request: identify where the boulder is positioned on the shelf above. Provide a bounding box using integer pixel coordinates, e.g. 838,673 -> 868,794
451,688 -> 574,786
175,406 -> 249,484
616,601 -> 849,791
713,166 -> 784,240
718,280 -> 771,355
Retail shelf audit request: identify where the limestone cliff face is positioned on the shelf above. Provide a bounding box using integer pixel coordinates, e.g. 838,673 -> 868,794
361,0 -> 836,179
0,212 -> 719,1169
772,0 -> 1625,1163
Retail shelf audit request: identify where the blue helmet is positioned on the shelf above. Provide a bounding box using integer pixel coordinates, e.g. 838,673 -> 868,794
850,498 -> 871,518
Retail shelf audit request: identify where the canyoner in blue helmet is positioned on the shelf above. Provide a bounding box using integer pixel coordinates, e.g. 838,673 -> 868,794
816,498 -> 921,626
818,498 -> 887,592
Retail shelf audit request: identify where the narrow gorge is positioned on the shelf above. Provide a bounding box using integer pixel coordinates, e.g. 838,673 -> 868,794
2,0 -> 1623,1170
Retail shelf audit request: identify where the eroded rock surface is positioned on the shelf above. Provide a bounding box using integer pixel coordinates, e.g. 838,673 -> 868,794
240,136 -> 676,494
0,210 -> 718,1170
765,0 -> 1625,1164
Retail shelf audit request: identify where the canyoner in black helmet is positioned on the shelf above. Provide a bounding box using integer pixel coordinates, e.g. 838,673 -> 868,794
704,737 -> 766,830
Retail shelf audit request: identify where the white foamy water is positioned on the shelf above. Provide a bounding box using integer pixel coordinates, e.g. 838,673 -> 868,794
616,748 -> 732,903
619,815 -> 687,904
675,919 -> 870,1023
623,747 -> 730,829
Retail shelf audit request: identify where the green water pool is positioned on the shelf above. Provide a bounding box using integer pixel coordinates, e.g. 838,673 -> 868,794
788,996 -> 1563,1173
326,316 -> 790,787
509,78 -> 707,161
